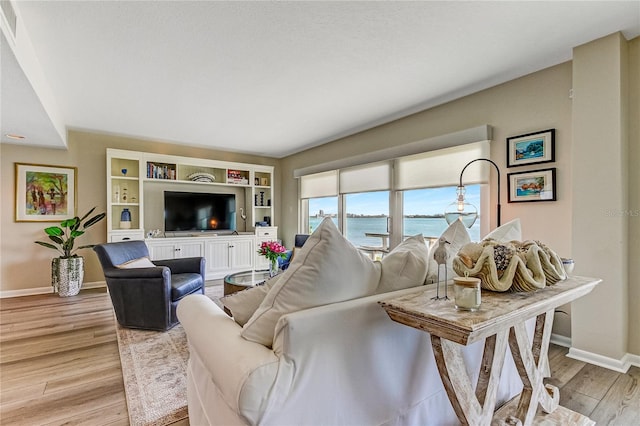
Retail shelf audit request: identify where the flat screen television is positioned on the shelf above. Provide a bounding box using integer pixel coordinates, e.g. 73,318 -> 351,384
164,191 -> 236,232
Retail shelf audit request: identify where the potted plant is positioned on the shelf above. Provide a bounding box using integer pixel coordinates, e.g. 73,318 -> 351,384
35,207 -> 106,296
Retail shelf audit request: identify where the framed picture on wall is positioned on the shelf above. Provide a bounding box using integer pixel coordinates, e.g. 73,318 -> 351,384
508,168 -> 556,203
506,129 -> 555,167
15,163 -> 77,222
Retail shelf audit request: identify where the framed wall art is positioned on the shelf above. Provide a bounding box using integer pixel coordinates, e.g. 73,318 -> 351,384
506,128 -> 555,167
508,168 -> 556,203
15,163 -> 77,222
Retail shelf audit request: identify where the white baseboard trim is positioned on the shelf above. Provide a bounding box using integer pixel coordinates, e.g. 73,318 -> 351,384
567,347 -> 639,373
0,286 -> 55,298
0,280 -> 106,298
550,333 -> 572,348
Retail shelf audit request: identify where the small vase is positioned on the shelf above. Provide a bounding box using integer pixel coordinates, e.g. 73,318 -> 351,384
269,260 -> 278,278
120,208 -> 132,229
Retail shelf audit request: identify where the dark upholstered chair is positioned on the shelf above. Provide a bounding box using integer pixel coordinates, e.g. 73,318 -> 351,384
93,240 -> 205,331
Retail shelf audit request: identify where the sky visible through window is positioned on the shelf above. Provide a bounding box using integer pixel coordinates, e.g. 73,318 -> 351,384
309,185 -> 480,216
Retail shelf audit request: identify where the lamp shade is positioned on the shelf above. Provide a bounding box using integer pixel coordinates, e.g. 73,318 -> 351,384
444,186 -> 478,228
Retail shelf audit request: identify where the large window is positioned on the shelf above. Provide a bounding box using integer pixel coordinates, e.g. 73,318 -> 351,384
344,191 -> 390,248
308,196 -> 338,233
403,186 -> 481,242
297,134 -> 492,252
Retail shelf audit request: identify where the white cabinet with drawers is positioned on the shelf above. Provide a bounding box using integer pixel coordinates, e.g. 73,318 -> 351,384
254,226 -> 279,270
147,238 -> 205,260
146,227 -> 277,280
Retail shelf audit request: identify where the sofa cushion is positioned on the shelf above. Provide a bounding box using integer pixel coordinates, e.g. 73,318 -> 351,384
376,234 -> 429,293
171,273 -> 204,301
221,275 -> 281,326
241,217 -> 381,347
115,256 -> 155,269
484,218 -> 522,242
426,219 -> 471,284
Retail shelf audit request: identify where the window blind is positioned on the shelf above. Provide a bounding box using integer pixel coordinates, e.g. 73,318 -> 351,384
394,140 -> 490,190
300,170 -> 338,199
339,161 -> 391,194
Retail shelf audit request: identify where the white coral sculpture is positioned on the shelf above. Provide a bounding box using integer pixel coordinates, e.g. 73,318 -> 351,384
452,239 -> 566,292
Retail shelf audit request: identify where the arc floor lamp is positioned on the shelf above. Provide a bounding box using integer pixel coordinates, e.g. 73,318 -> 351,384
444,158 -> 501,228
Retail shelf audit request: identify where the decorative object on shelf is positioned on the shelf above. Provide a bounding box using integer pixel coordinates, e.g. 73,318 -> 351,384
34,206 -> 105,296
120,208 -> 132,229
260,177 -> 269,186
432,237 -> 450,300
240,207 -> 247,229
121,168 -> 128,176
255,194 -> 259,206
452,239 -> 566,292
444,158 -> 501,228
507,129 -> 555,168
227,169 -> 248,185
260,191 -> 265,206
147,229 -> 162,238
15,163 -> 77,222
257,240 -> 287,277
113,183 -> 120,203
453,275 -> 481,311
187,172 -> 216,183
122,187 -> 128,202
507,168 -> 556,203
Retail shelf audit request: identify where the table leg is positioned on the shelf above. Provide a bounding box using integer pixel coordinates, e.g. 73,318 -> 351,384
431,329 -> 510,426
507,310 -> 559,425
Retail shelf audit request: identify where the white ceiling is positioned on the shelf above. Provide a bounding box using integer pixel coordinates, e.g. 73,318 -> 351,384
2,1 -> 639,157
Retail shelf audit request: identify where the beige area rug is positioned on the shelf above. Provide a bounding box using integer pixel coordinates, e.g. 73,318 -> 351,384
115,285 -> 224,426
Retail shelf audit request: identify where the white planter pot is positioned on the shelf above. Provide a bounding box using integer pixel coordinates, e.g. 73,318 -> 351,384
52,257 -> 84,297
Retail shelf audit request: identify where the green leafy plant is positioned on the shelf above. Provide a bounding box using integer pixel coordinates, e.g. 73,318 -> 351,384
35,207 -> 106,258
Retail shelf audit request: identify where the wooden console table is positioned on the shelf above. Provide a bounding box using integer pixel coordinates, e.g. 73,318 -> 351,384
379,276 -> 601,426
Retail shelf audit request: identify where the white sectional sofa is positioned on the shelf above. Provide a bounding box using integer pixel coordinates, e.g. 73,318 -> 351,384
177,217 -> 532,425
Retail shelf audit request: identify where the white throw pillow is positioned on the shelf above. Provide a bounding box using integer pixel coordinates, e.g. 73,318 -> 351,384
220,275 -> 281,327
115,256 -> 156,269
241,217 -> 381,347
484,218 -> 522,242
425,219 -> 471,284
376,235 -> 429,294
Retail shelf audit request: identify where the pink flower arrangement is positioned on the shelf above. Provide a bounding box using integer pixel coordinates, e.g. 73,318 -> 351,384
258,240 -> 288,263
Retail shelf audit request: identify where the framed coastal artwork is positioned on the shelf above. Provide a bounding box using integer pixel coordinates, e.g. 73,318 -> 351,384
15,163 -> 77,222
508,168 -> 556,203
506,129 -> 555,168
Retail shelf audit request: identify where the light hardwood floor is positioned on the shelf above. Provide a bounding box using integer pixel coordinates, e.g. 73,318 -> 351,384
1,288 -> 638,425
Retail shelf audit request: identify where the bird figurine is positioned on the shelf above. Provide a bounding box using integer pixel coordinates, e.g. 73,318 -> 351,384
432,237 -> 450,300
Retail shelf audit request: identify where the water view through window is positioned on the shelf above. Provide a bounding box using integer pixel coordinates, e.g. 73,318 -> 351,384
308,186 -> 481,247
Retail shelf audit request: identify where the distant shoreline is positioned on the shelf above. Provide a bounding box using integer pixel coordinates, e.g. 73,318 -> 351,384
312,214 -> 446,219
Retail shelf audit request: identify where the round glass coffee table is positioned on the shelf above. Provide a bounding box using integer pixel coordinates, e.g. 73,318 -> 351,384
223,270 -> 271,296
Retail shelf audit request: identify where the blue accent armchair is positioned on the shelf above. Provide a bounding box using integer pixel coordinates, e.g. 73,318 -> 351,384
279,234 -> 310,270
93,240 -> 205,331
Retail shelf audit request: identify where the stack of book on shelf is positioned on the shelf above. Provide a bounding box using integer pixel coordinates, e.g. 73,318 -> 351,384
147,163 -> 176,180
227,170 -> 248,185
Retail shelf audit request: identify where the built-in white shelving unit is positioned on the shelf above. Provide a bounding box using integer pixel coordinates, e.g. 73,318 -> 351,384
106,149 -> 276,278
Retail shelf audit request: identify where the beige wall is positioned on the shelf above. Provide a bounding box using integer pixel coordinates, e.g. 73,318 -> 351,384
281,61 -> 575,335
0,131 -> 278,294
280,35 -> 639,360
628,37 -> 640,356
571,33 -> 631,361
